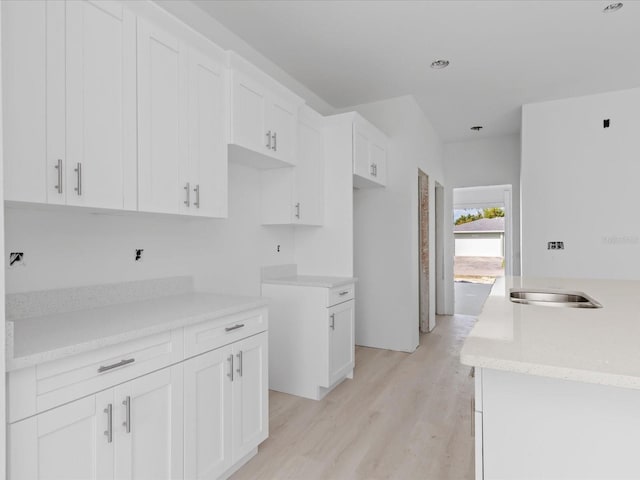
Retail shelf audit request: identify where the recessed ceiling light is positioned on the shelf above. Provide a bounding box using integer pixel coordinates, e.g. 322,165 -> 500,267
430,59 -> 450,69
603,2 -> 623,13
470,126 -> 483,131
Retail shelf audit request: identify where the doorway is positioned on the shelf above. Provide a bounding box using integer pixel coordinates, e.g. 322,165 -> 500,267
453,185 -> 513,316
418,169 -> 429,333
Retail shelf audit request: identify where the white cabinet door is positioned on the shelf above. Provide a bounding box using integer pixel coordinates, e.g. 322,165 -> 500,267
232,332 -> 269,462
268,95 -> 297,166
65,0 -> 136,210
230,71 -> 269,156
114,365 -> 184,480
184,345 -> 233,480
188,49 -> 227,218
9,391 -> 114,480
370,138 -> 387,186
66,2 -> 136,209
328,300 -> 355,386
353,124 -> 371,180
2,0 -> 64,204
294,108 -> 324,225
137,18 -> 187,214
353,120 -> 387,188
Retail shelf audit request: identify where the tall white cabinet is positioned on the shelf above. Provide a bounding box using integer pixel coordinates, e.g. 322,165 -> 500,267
2,0 -> 137,209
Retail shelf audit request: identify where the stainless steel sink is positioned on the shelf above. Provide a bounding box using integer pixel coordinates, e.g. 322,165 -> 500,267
509,288 -> 602,308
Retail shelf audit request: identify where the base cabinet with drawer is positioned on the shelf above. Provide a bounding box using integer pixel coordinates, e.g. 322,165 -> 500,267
184,331 -> 268,480
7,305 -> 269,480
261,282 -> 355,400
9,364 -> 184,480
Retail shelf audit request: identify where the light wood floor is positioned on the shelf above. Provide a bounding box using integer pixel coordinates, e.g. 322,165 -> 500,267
232,314 -> 476,480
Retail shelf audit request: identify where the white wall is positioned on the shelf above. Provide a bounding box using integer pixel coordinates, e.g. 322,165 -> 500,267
455,234 -> 504,257
5,163 -> 295,295
346,95 -> 444,352
444,135 -> 521,312
521,87 -> 640,279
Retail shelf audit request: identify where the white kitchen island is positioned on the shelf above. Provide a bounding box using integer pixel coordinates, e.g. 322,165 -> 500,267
461,276 -> 640,480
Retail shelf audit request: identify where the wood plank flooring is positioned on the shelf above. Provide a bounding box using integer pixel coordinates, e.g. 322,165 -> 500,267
232,314 -> 476,480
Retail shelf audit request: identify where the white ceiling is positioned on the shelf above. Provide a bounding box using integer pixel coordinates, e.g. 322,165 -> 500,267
194,1 -> 640,142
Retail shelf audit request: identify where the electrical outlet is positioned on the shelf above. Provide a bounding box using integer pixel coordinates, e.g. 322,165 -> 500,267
276,245 -> 281,253
135,249 -> 144,262
547,241 -> 565,250
9,252 -> 25,268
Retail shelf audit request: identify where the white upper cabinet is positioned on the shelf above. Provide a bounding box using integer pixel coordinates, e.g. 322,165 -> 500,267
3,0 -> 136,208
137,18 -> 185,215
260,104 -> 325,225
352,115 -> 388,188
66,0 -> 137,210
138,17 -> 228,218
228,53 -> 303,168
187,49 -> 228,218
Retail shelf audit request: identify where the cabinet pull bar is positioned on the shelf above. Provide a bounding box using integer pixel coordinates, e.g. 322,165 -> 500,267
227,354 -> 234,381
236,351 -> 243,377
122,395 -> 131,434
471,398 -> 475,437
272,132 -> 277,151
98,358 -> 135,373
339,290 -> 349,296
104,403 -> 113,443
295,202 -> 300,219
330,313 -> 335,330
225,323 -> 245,332
193,184 -> 200,208
74,162 -> 82,195
54,159 -> 63,194
266,130 -> 272,149
184,182 -> 190,207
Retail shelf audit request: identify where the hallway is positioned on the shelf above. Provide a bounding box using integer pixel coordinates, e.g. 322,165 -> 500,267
232,315 -> 476,480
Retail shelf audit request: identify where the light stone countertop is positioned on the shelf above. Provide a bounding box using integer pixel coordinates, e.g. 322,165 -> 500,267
261,275 -> 357,288
460,276 -> 640,390
6,292 -> 268,372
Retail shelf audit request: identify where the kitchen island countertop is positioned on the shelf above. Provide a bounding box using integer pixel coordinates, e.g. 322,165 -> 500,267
460,276 -> 640,389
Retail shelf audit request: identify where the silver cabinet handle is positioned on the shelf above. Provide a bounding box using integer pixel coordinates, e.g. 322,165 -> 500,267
266,130 -> 272,149
272,132 -> 277,151
98,358 -> 135,373
225,323 -> 245,332
193,184 -> 200,208
471,398 -> 475,437
54,159 -> 63,194
295,202 -> 300,219
236,351 -> 243,377
74,162 -> 82,195
184,182 -> 190,207
227,354 -> 234,381
104,403 -> 113,443
122,396 -> 131,434
339,290 -> 350,296
330,313 -> 335,330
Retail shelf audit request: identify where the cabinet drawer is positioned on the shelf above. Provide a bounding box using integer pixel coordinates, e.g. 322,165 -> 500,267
8,329 -> 183,423
328,284 -> 355,306
184,307 -> 268,358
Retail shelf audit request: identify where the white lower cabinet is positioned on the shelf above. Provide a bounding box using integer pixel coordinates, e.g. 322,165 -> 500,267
7,309 -> 269,480
262,282 -> 355,400
184,332 -> 268,480
9,366 -> 183,480
9,391 -> 115,480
